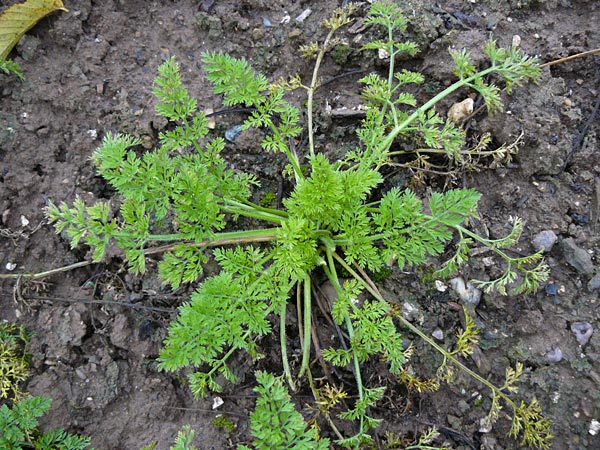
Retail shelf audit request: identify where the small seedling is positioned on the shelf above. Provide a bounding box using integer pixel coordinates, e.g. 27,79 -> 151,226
0,58 -> 24,80
47,2 -> 551,448
0,323 -> 91,449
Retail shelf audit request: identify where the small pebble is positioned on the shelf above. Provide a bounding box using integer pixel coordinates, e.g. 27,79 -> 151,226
531,230 -> 557,253
482,256 -> 495,266
545,282 -> 558,296
295,8 -> 312,24
20,215 -> 29,227
590,419 -> 600,436
545,347 -> 563,362
212,396 -> 224,409
450,277 -> 482,307
401,301 -> 424,323
559,238 -> 595,275
225,124 -> 244,142
134,47 -> 145,61
479,417 -> 492,433
571,321 -> 593,346
570,213 -> 589,226
378,48 -> 390,60
434,280 -> 447,292
587,273 -> 600,292
432,328 -> 444,340
5,262 -> 17,271
160,48 -> 171,61
448,98 -> 474,123
200,0 -> 215,12
141,135 -> 153,149
280,13 -> 291,24
262,17 -> 272,27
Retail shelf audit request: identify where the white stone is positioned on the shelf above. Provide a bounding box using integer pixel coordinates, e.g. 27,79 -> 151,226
212,396 -> 224,410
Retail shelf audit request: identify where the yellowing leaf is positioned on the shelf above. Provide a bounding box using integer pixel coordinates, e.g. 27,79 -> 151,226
0,0 -> 68,60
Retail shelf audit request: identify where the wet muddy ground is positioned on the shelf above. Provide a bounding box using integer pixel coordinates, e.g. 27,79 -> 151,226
1,0 -> 599,448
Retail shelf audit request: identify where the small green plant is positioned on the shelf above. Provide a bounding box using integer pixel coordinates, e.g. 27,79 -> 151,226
46,2 -> 551,448
0,323 -> 92,449
0,59 -> 24,80
238,371 -> 328,450
0,323 -> 30,401
169,426 -> 197,450
212,415 -> 235,433
381,427 -> 450,449
140,425 -> 197,450
0,392 -> 91,450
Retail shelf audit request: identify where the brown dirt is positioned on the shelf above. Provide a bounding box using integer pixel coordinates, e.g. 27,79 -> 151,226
1,0 -> 599,448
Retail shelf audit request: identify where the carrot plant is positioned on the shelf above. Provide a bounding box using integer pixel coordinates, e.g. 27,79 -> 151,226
47,2 -> 551,448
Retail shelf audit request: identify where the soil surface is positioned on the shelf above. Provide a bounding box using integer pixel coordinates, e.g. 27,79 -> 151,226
1,0 -> 599,449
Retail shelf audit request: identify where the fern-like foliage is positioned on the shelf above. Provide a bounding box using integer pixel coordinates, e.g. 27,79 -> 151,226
0,396 -> 51,448
158,248 -> 293,396
202,52 -> 269,107
0,58 -> 24,80
0,323 -> 30,401
48,58 -> 258,277
44,2 -> 552,449
238,371 -> 329,450
170,425 -> 197,450
35,428 -> 92,450
0,396 -> 91,450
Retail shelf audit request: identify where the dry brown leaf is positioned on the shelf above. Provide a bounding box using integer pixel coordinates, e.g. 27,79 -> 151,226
0,0 -> 68,60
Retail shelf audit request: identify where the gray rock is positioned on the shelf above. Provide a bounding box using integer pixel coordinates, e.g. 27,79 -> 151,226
196,12 -> 223,39
16,35 -> 41,62
532,230 -> 558,253
110,314 -> 132,348
588,273 -> 600,292
401,301 -> 424,324
57,307 -> 87,347
559,238 -> 595,275
449,277 -> 482,307
571,322 -> 593,346
545,347 -> 563,362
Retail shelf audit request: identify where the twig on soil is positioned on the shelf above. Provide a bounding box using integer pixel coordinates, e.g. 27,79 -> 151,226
164,406 -> 248,418
0,292 -> 176,314
539,48 -> 600,68
560,78 -> 600,174
0,220 -> 44,244
318,68 -> 366,88
419,423 -> 477,450
0,260 -> 95,280
0,232 -> 277,280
